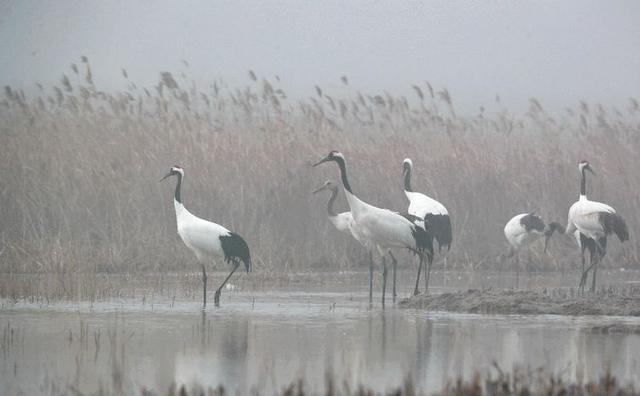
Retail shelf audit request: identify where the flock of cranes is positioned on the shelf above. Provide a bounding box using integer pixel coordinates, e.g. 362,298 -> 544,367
503,161 -> 628,293
162,155 -> 628,308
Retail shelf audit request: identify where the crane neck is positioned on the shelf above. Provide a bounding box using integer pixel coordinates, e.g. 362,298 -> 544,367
580,169 -> 587,198
326,188 -> 338,217
334,156 -> 365,215
335,156 -> 353,194
174,172 -> 183,204
403,167 -> 412,192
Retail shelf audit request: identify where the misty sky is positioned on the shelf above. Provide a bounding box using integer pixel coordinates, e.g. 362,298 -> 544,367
1,0 -> 639,113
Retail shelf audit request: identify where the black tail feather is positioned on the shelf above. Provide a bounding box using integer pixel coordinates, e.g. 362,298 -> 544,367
424,214 -> 453,252
599,212 -> 629,243
220,232 -> 252,272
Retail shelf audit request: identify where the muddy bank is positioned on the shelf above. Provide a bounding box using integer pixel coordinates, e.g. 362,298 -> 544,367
399,288 -> 640,317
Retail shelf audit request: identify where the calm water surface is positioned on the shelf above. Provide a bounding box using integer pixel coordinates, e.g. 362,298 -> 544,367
2,290 -> 640,395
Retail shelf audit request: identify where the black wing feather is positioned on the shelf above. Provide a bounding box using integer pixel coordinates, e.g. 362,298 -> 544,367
219,232 -> 252,272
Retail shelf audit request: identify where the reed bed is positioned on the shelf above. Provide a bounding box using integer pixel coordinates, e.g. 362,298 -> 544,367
152,369 -> 640,396
1,59 -> 639,291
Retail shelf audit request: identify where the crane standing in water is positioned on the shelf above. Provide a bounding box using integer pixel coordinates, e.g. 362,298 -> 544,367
314,151 -> 433,306
313,180 -> 402,300
162,166 -> 251,308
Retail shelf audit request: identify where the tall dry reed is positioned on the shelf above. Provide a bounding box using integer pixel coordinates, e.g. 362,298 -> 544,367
1,59 -> 639,281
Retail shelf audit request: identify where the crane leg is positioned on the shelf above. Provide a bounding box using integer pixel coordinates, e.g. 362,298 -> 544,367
515,254 -> 520,289
389,251 -> 397,302
201,263 -> 208,309
443,256 -> 447,287
214,260 -> 240,307
590,250 -> 600,293
581,250 -> 597,294
381,256 -> 388,307
578,247 -> 587,294
413,253 -> 423,296
424,253 -> 433,294
368,251 -> 374,305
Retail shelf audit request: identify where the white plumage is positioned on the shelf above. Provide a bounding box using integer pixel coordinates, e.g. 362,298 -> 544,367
351,202 -> 422,251
405,191 -> 448,217
313,180 -> 363,244
175,203 -> 229,261
162,166 -> 251,307
567,199 -> 616,239
314,151 -> 433,305
330,212 -> 356,236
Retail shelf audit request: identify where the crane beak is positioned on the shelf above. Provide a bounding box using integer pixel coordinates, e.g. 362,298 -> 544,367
312,186 -> 326,194
160,172 -> 172,182
312,156 -> 330,167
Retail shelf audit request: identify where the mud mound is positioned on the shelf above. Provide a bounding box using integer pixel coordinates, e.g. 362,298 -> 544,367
399,288 -> 640,317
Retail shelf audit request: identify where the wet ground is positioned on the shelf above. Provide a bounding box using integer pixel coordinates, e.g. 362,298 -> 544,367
400,288 -> 640,316
2,278 -> 640,395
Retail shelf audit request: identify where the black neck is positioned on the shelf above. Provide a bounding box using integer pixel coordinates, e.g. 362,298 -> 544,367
327,188 -> 338,217
174,173 -> 183,203
580,169 -> 586,196
335,157 -> 353,194
404,167 -> 412,192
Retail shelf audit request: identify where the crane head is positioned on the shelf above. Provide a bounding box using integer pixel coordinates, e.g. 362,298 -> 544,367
160,165 -> 184,181
578,160 -> 594,175
402,158 -> 413,176
312,150 -> 344,167
312,180 -> 337,194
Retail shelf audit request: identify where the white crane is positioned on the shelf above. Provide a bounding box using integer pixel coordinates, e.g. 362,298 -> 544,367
313,151 -> 433,306
313,180 -> 403,300
504,213 -> 564,256
566,160 -> 628,292
161,166 -> 251,308
503,213 -> 564,286
402,158 -> 452,295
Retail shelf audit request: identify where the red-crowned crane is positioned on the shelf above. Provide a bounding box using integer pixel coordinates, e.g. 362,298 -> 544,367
161,166 -> 251,308
504,213 -> 564,256
566,160 -> 628,292
313,180 -> 405,300
503,213 -> 564,285
402,158 -> 452,294
313,151 -> 433,306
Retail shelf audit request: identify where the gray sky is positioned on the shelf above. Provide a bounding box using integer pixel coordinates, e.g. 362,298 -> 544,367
1,0 -> 639,113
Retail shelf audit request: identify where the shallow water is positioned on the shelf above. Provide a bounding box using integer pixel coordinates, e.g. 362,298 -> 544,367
2,290 -> 640,395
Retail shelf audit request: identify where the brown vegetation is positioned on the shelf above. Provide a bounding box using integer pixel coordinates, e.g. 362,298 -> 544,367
399,286 -> 640,317
155,369 -> 640,396
1,59 -> 639,285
